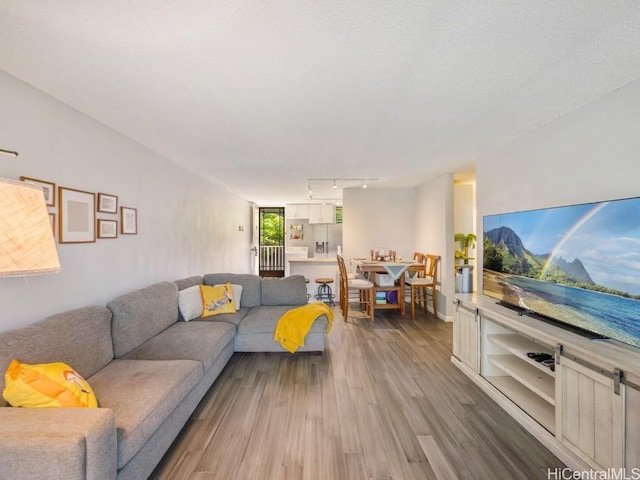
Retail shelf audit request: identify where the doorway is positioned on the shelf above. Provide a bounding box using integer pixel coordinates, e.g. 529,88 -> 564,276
258,207 -> 285,277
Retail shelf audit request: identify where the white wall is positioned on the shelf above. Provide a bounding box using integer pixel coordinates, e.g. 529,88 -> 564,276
0,71 -> 252,331
454,181 -> 477,292
342,188 -> 416,260
414,174 -> 454,320
476,78 -> 640,291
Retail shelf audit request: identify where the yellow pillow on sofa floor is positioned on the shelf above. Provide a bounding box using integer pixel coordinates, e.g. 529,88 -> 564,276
3,359 -> 98,408
200,283 -> 236,318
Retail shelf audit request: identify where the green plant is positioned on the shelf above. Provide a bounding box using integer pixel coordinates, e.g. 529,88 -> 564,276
455,233 -> 477,264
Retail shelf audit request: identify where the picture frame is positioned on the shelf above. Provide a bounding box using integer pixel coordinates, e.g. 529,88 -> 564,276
49,213 -> 56,237
290,233 -> 303,240
120,206 -> 138,235
97,219 -> 118,239
20,176 -> 56,207
97,192 -> 118,214
58,187 -> 96,243
290,223 -> 303,231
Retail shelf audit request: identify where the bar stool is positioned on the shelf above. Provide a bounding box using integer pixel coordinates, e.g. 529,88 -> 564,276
305,277 -> 311,301
314,277 -> 335,306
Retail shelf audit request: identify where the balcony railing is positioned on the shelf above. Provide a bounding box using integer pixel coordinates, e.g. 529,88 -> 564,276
260,245 -> 284,272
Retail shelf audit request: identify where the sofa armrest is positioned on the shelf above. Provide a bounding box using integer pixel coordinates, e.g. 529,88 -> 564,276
0,407 -> 117,480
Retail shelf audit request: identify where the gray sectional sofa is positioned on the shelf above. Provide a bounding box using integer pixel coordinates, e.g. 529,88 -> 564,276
0,273 -> 330,480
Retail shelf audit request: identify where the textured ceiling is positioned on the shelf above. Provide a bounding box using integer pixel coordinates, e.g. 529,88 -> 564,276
2,1 -> 640,205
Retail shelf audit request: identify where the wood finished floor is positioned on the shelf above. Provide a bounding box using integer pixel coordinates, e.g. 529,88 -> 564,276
151,307 -> 564,480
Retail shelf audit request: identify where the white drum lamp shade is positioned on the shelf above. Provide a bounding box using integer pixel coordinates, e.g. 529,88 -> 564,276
0,178 -> 61,276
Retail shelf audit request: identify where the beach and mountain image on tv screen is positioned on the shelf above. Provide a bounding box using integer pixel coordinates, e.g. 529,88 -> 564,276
483,196 -> 640,349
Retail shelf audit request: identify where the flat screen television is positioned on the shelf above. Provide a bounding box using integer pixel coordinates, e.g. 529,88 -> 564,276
483,196 -> 640,350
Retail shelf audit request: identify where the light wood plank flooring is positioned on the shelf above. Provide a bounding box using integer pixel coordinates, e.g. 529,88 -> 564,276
151,307 -> 564,479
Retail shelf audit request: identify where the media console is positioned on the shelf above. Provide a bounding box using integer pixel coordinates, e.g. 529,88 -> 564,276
452,294 -> 640,471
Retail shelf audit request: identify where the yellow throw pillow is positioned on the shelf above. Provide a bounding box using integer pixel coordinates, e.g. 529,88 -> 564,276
3,359 -> 98,408
200,283 -> 236,317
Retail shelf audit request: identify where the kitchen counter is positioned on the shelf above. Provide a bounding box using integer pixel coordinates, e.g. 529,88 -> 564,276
288,257 -> 337,264
289,257 -> 339,300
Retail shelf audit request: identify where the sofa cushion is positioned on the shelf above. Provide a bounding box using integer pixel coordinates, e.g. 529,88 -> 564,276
120,321 -> 235,372
201,306 -> 250,326
261,275 -> 308,306
237,305 -> 328,336
203,273 -> 261,307
188,306 -> 249,326
88,359 -> 201,469
174,275 -> 203,291
0,306 -> 113,407
107,282 -> 179,358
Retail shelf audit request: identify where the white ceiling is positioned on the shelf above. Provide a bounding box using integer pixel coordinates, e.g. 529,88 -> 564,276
2,1 -> 640,205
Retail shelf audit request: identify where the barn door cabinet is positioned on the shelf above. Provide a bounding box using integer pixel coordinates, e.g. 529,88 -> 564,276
555,355 -> 624,469
452,300 -> 479,372
451,294 -> 640,471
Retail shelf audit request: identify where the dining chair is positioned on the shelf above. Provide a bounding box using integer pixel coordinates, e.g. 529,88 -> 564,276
405,253 -> 439,320
347,258 -> 365,280
337,255 -> 374,321
408,251 -> 424,273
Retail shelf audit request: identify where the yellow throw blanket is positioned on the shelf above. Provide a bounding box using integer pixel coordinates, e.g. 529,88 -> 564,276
274,302 -> 334,353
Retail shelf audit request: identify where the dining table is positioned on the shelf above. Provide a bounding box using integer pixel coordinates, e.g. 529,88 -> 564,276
352,259 -> 424,318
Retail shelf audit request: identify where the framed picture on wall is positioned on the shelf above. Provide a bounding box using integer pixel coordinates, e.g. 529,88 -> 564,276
20,176 -> 56,207
97,219 -> 118,239
120,206 -> 137,235
58,187 -> 96,243
97,193 -> 118,213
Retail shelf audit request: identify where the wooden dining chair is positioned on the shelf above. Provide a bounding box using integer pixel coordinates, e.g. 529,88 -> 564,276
337,255 -> 374,321
405,254 -> 439,320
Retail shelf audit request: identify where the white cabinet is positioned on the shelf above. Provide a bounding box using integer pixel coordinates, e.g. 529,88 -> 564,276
308,204 -> 334,224
451,295 -> 640,471
453,301 -> 479,372
557,356 -> 624,469
286,204 -> 309,219
626,379 -> 640,468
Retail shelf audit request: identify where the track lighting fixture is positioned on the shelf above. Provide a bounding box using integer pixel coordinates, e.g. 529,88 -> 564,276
306,178 -> 377,189
0,148 -> 19,157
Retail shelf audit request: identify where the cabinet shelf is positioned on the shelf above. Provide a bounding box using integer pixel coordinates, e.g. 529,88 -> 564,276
488,334 -> 555,378
373,285 -> 401,308
486,376 -> 556,434
488,354 -> 555,405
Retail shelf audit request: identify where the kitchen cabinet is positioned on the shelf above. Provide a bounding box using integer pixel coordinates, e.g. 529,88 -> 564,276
308,204 -> 334,224
286,204 -> 309,219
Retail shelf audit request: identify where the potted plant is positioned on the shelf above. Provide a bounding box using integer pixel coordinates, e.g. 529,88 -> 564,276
455,233 -> 476,265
